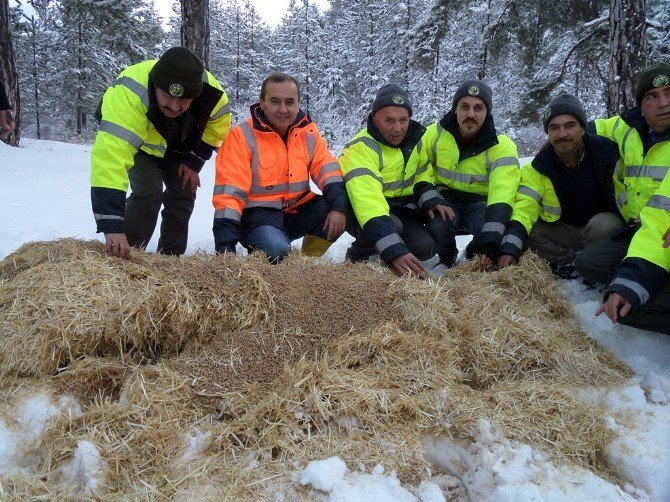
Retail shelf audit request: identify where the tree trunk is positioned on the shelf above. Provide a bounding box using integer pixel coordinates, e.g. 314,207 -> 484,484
0,0 -> 20,146
180,0 -> 210,67
607,0 -> 647,116
30,16 -> 41,139
76,10 -> 84,137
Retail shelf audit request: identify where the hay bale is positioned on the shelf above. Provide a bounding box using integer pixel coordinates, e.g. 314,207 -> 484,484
0,238 -> 104,282
0,241 -> 273,377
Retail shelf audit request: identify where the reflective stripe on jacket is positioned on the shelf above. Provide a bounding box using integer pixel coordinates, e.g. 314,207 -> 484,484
607,171 -> 670,308
500,132 -> 621,258
421,112 -> 520,249
593,109 -> 670,222
90,59 -> 231,234
212,104 -> 344,253
339,118 -> 430,263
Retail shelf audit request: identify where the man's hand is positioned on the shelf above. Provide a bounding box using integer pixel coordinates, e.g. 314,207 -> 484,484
497,253 -> 518,269
178,163 -> 201,193
105,233 -> 131,259
663,226 -> 670,248
427,204 -> 455,221
390,253 -> 426,278
323,210 -> 346,241
479,255 -> 493,269
595,292 -> 632,324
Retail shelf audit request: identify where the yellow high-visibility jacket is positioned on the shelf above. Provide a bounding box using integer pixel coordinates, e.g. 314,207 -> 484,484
607,171 -> 670,308
420,112 -> 520,254
500,132 -> 621,258
339,118 -> 431,263
90,59 -> 231,234
592,108 -> 670,222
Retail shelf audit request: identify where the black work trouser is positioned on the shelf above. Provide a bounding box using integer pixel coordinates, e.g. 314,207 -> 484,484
124,151 -> 196,256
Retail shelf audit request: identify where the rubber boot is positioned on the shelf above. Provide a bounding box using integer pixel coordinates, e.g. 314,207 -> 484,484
302,235 -> 333,257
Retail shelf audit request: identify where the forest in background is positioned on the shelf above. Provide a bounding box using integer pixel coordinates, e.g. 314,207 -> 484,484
3,0 -> 669,154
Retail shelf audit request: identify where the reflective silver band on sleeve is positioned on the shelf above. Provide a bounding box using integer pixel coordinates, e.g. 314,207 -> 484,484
344,168 -> 383,185
647,193 -> 670,213
322,175 -> 343,188
543,205 -> 561,216
210,103 -> 231,120
501,234 -> 523,250
315,161 -> 341,186
113,76 -> 150,109
418,189 -> 442,206
99,120 -> 143,150
142,142 -> 166,156
518,185 -> 542,203
610,277 -> 650,305
213,184 -> 248,201
94,213 -> 124,221
375,233 -> 404,254
482,222 -> 506,235
488,156 -> 520,172
214,207 -> 242,221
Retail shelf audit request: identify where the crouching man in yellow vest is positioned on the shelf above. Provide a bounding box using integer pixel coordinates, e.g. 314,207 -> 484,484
91,47 -> 231,258
597,171 -> 670,335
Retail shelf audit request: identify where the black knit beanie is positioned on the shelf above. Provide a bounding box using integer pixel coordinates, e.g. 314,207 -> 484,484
542,93 -> 587,132
371,83 -> 413,116
451,79 -> 493,114
635,61 -> 670,106
150,47 -> 204,99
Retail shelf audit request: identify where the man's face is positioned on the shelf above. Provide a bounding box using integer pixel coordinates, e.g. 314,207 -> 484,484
259,80 -> 300,135
155,87 -> 193,119
372,106 -> 410,146
547,114 -> 585,157
455,96 -> 487,140
641,84 -> 670,133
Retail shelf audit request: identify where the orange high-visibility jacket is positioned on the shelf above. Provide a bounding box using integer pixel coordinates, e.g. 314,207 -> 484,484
212,104 -> 345,252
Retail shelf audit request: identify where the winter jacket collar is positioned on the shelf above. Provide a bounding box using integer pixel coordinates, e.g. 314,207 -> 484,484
250,102 -> 310,141
619,106 -> 670,153
366,115 -> 426,166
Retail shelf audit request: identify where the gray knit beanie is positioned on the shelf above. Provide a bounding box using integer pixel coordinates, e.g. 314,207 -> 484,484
150,47 -> 204,99
451,79 -> 493,114
542,94 -> 587,132
635,61 -> 670,106
371,83 -> 413,116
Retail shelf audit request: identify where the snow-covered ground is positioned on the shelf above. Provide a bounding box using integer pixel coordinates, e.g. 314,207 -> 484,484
0,139 -> 668,501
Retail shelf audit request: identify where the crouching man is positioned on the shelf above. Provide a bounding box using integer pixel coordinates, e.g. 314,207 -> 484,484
597,171 -> 670,335
91,46 -> 231,258
212,72 -> 348,262
498,94 -> 623,276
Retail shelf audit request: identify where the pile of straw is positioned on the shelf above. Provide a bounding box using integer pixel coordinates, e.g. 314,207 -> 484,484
0,239 -> 632,499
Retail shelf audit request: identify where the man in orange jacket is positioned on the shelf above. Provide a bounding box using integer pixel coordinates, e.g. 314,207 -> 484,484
212,72 -> 348,262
